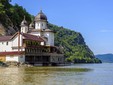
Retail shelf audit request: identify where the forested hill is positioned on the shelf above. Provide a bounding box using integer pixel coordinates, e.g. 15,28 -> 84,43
0,0 -> 101,63
0,0 -> 32,35
48,24 -> 101,63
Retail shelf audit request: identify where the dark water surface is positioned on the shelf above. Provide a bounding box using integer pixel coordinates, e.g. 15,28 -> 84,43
0,63 -> 113,85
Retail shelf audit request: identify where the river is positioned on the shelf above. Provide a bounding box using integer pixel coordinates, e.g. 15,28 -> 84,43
0,63 -> 113,85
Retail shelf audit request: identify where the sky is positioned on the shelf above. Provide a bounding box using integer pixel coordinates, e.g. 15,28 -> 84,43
10,0 -> 113,55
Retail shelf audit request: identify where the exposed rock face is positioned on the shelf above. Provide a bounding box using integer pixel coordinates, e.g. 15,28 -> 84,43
0,23 -> 16,36
6,26 -> 16,35
0,23 -> 6,36
0,0 -> 31,35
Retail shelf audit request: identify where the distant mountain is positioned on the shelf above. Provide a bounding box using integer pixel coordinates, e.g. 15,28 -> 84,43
95,54 -> 113,63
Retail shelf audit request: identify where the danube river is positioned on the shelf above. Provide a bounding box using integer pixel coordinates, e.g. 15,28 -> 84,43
0,63 -> 113,85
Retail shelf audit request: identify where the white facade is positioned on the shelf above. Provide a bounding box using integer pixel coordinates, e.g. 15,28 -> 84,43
21,26 -> 28,33
6,55 -> 18,62
43,32 -> 54,46
35,21 -> 47,30
30,31 -> 54,46
0,41 -> 12,52
0,34 -> 23,52
0,33 -> 25,62
6,55 -> 25,62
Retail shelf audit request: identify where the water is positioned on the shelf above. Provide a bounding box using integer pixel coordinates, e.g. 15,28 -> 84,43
0,63 -> 113,85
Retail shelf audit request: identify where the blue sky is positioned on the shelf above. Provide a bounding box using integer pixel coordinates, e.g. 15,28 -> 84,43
10,0 -> 113,55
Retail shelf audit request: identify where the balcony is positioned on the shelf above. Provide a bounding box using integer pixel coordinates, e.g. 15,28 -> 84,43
24,46 -> 60,55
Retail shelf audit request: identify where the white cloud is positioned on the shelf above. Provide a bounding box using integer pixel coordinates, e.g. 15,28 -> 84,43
100,29 -> 113,33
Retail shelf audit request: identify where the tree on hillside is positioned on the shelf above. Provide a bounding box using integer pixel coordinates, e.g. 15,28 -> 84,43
0,0 -> 32,33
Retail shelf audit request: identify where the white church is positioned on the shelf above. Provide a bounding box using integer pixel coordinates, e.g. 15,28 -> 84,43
0,10 -> 64,66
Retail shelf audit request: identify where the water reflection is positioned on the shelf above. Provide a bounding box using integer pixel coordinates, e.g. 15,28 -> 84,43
0,66 -> 90,85
0,64 -> 113,85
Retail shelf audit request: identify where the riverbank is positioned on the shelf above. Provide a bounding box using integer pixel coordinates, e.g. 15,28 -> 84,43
0,61 -> 33,68
0,61 -> 67,68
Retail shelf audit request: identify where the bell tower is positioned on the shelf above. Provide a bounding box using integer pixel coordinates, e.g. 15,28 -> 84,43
20,16 -> 28,33
31,10 -> 55,46
34,10 -> 47,31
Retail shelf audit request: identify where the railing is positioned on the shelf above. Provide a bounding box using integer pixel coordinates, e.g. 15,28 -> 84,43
24,46 -> 60,55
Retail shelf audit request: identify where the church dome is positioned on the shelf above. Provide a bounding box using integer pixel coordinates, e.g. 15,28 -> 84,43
35,10 -> 47,21
21,16 -> 28,26
29,22 -> 34,28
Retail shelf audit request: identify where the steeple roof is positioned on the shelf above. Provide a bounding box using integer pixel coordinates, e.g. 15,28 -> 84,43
35,10 -> 47,21
21,16 -> 28,26
29,22 -> 34,29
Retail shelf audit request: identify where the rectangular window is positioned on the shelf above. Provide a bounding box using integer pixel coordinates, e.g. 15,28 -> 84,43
6,42 -> 8,45
10,56 -> 14,58
20,56 -> 23,58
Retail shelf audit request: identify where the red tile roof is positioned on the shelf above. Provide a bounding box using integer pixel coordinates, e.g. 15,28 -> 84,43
0,36 -> 12,41
0,51 -> 24,56
22,33 -> 45,42
0,32 -> 45,42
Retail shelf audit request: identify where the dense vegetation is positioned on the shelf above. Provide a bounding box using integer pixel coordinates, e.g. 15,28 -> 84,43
48,24 -> 101,63
0,0 -> 32,35
0,0 -> 101,63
